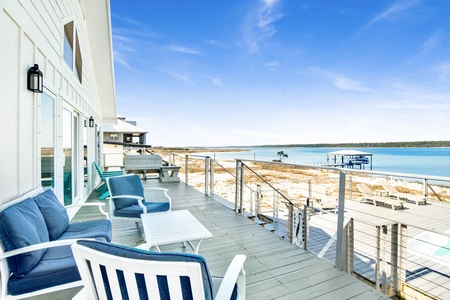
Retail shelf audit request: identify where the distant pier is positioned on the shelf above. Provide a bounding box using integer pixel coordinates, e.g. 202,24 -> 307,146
325,149 -> 373,170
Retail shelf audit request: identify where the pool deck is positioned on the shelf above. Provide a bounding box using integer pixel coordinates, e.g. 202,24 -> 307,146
57,179 -> 388,300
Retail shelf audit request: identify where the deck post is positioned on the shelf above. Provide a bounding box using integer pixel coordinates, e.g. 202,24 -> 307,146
308,180 -> 312,203
335,171 -> 346,270
423,178 -> 429,198
381,225 -> 388,295
303,205 -> 309,250
287,202 -> 293,243
348,176 -> 353,200
256,184 -> 261,220
205,157 -> 210,195
185,155 -> 189,184
375,226 -> 381,291
210,158 -> 214,195
341,218 -> 354,274
391,224 -> 399,293
235,160 -> 244,214
391,223 -> 407,297
273,190 -> 278,229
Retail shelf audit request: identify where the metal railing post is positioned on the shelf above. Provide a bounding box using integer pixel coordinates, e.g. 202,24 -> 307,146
185,155 -> 189,184
287,202 -> 294,243
423,178 -> 429,198
335,170 -> 346,269
391,223 -> 407,297
205,157 -> 210,195
308,180 -> 313,204
303,205 -> 309,251
273,190 -> 278,228
235,160 -> 244,214
381,225 -> 388,295
256,184 -> 261,219
210,158 -> 214,195
341,218 -> 354,274
375,225 -> 381,291
348,176 -> 353,200
391,224 -> 399,294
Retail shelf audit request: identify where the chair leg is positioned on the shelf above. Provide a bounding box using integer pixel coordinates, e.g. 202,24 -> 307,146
98,191 -> 110,200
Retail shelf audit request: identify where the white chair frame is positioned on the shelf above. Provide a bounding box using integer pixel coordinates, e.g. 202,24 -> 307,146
0,187 -> 107,300
106,175 -> 172,221
72,244 -> 246,300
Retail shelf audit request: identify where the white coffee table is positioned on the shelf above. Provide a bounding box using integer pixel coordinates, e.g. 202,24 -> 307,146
139,210 -> 212,254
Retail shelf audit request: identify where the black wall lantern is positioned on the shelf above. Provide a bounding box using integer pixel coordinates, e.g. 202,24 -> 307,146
27,64 -> 43,93
89,116 -> 94,128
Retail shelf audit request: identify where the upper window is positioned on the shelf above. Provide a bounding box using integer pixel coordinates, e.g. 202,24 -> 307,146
64,21 -> 82,83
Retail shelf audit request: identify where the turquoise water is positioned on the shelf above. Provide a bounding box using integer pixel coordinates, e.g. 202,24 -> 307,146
203,147 -> 450,178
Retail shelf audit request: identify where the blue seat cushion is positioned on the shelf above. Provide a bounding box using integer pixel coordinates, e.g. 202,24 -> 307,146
0,198 -> 49,277
59,219 -> 112,242
108,175 -> 145,210
33,189 -> 69,240
7,245 -> 80,295
114,202 -> 170,218
77,240 -> 215,300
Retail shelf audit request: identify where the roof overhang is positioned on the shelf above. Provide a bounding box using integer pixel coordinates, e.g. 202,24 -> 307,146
83,0 -> 117,125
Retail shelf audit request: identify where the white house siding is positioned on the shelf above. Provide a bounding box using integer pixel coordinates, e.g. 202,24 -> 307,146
0,0 -> 116,206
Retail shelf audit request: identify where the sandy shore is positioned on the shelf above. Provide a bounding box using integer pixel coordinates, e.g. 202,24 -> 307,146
151,148 -> 450,206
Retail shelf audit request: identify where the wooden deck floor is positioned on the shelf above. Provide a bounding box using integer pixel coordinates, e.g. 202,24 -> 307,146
64,179 -> 388,300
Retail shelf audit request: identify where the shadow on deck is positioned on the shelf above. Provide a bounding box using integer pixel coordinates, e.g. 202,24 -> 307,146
67,179 -> 388,300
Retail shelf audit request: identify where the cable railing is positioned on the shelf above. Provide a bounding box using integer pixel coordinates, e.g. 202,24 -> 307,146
170,154 -> 450,299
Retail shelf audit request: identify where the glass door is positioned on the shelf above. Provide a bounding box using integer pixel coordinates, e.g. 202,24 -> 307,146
40,92 -> 55,189
62,107 -> 80,205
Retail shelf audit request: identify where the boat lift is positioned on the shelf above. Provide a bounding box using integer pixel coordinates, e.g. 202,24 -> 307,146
326,150 -> 373,170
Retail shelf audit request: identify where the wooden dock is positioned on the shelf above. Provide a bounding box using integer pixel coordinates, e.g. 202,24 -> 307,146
57,179 -> 388,300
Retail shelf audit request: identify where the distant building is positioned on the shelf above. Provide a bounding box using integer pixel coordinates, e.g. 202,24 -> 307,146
102,116 -> 150,170
103,115 -> 148,145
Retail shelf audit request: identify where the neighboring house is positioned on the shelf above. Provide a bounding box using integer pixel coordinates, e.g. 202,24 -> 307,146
102,115 -> 149,169
0,0 -> 116,208
103,115 -> 148,145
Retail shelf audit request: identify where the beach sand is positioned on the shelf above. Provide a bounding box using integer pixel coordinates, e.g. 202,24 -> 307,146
152,148 -> 450,206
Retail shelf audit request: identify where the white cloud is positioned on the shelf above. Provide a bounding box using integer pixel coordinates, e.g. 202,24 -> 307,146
160,68 -> 191,83
241,0 -> 284,53
433,62 -> 450,80
210,77 -> 224,87
166,44 -> 201,55
264,61 -> 280,70
355,0 -> 419,37
309,67 -> 372,92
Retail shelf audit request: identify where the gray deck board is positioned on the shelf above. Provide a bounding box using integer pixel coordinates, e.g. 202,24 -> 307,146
50,179 -> 388,300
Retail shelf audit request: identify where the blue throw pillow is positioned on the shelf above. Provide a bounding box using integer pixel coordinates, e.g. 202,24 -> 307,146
33,189 -> 69,240
77,240 -> 214,300
0,198 -> 49,276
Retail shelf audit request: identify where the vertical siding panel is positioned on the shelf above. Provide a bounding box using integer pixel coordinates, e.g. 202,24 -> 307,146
0,10 -> 21,201
18,34 -> 37,193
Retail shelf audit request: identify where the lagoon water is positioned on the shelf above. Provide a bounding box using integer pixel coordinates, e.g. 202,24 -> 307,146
202,147 -> 450,178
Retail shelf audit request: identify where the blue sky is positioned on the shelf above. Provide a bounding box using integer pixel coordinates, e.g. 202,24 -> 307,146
110,0 -> 450,147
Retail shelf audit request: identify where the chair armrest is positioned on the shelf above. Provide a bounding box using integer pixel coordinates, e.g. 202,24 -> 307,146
143,188 -> 172,210
108,195 -> 144,201
215,255 -> 246,300
0,238 -> 93,260
108,195 -> 147,214
65,203 -> 109,220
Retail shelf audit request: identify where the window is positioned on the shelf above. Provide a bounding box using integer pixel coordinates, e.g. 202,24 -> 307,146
110,133 -> 119,140
64,21 -> 82,83
64,22 -> 74,68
